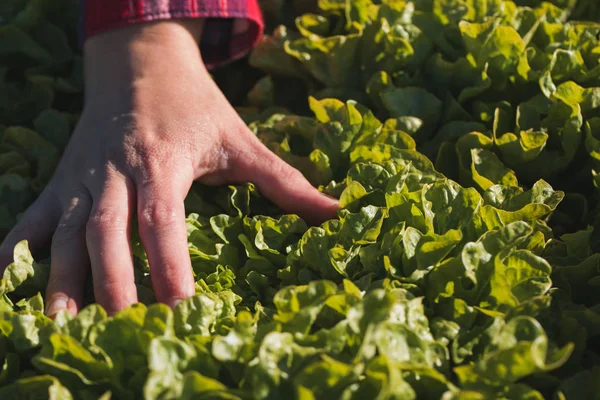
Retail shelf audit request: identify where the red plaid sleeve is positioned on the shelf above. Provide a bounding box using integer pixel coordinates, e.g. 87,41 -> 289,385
82,0 -> 264,69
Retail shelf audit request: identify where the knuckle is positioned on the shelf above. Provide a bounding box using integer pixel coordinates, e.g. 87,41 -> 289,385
131,141 -> 170,177
45,275 -> 69,294
86,208 -> 128,237
139,201 -> 179,230
99,142 -> 127,166
94,274 -> 124,294
136,141 -> 161,165
52,220 -> 85,249
132,160 -> 167,188
117,131 -> 160,174
273,158 -> 302,181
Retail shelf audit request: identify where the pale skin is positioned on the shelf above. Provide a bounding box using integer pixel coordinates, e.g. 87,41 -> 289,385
0,19 -> 339,317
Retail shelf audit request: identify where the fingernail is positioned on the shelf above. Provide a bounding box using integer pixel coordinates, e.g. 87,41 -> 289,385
46,298 -> 68,318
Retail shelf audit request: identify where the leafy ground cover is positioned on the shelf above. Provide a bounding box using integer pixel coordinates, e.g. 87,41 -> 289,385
1,0 -> 600,398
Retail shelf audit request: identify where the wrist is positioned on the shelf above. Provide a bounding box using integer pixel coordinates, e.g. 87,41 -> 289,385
83,20 -> 207,107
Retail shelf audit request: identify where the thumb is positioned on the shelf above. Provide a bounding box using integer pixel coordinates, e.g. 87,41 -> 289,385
231,137 -> 339,225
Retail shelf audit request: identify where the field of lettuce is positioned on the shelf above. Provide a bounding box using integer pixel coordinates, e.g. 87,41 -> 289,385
2,0 -> 600,398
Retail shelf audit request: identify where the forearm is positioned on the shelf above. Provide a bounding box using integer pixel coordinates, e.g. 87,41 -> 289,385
82,0 -> 263,69
83,19 -> 207,110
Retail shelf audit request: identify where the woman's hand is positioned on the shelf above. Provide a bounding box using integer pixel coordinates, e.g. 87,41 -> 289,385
0,20 -> 339,317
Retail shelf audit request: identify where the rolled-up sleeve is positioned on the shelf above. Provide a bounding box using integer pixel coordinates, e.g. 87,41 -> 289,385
81,0 -> 264,69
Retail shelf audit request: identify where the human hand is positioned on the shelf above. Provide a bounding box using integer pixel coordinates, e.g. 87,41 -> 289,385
0,20 -> 339,317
